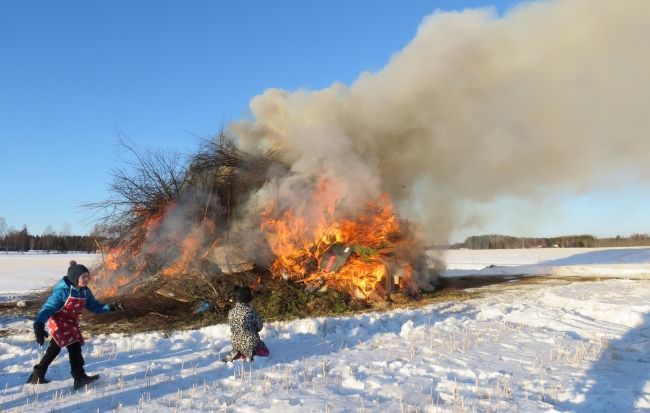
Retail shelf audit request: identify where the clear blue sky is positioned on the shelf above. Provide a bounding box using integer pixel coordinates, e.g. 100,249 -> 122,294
1,0 -> 648,242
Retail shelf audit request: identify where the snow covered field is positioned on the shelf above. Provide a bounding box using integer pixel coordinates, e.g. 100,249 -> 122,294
0,252 -> 102,298
441,246 -> 650,278
2,248 -> 650,412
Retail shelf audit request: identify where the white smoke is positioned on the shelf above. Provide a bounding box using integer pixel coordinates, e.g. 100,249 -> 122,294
231,0 -> 650,243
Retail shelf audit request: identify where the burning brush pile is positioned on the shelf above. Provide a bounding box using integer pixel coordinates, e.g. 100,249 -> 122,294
86,133 -> 442,317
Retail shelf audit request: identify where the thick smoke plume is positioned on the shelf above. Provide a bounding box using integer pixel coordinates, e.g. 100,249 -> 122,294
231,0 -> 650,243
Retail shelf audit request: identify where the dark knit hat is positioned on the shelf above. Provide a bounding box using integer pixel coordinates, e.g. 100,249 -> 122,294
233,286 -> 252,304
67,264 -> 89,286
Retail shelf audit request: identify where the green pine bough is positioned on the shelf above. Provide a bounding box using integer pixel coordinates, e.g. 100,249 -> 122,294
352,245 -> 382,263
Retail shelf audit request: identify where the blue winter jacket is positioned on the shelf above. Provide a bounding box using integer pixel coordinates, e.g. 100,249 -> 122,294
34,276 -> 111,324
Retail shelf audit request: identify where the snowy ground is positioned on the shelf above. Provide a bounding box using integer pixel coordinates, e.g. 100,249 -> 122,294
2,248 -> 650,412
0,252 -> 102,299
441,246 -> 650,278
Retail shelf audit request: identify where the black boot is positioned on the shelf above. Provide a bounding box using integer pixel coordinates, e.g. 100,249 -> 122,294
26,365 -> 50,384
71,368 -> 99,390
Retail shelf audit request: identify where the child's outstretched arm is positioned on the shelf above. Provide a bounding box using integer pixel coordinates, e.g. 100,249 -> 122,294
83,289 -> 113,314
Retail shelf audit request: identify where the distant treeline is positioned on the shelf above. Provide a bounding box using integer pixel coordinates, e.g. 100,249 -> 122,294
0,218 -> 105,254
0,216 -> 108,254
0,229 -> 101,253
451,233 -> 650,249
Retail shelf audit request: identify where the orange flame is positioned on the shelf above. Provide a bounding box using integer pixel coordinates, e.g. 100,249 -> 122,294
97,203 -> 218,296
262,194 -> 406,298
97,175 -> 417,301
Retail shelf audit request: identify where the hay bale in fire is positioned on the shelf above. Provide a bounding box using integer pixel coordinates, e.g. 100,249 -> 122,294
84,132 -> 440,305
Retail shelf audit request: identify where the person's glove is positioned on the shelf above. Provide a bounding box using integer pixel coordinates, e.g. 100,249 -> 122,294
34,323 -> 49,346
109,301 -> 126,312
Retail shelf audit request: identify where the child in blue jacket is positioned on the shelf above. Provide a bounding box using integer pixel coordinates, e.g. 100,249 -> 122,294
27,261 -> 125,389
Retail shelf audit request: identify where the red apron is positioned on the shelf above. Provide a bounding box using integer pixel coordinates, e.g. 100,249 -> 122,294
47,286 -> 86,347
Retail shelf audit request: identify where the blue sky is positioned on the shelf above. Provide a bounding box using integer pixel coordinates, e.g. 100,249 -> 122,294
1,0 -> 648,242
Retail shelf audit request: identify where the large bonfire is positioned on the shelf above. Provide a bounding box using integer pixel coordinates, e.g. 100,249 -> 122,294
86,133 -> 441,311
